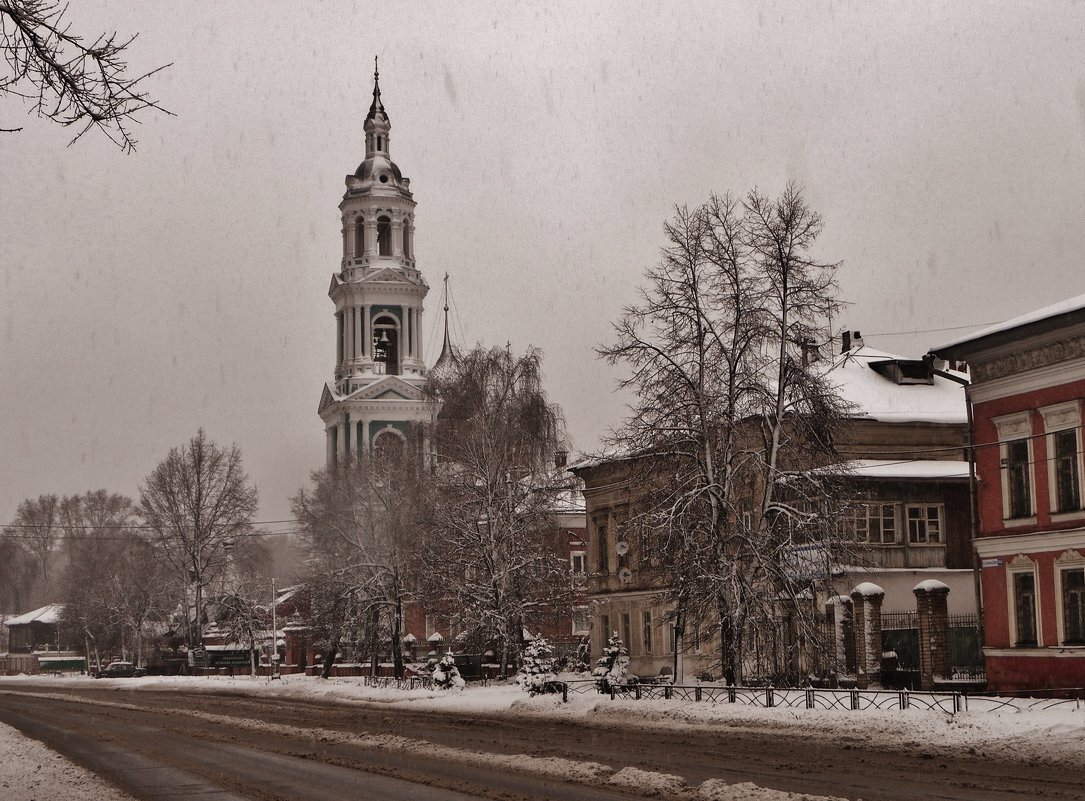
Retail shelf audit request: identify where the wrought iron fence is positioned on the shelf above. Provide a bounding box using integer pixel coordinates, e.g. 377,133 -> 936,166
359,674 -> 433,691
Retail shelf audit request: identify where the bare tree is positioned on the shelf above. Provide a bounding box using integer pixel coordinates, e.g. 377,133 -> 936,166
139,429 -> 258,650
292,445 -> 424,679
0,0 -> 171,149
0,534 -> 35,613
599,185 -> 854,684
5,493 -> 59,585
419,345 -> 575,677
58,490 -> 141,669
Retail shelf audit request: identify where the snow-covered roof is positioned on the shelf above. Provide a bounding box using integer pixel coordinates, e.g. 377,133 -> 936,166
550,484 -> 586,514
934,291 -> 1085,351
4,604 -> 63,626
814,459 -> 970,481
826,345 -> 968,424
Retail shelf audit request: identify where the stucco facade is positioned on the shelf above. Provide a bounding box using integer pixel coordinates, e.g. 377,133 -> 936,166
934,296 -> 1085,692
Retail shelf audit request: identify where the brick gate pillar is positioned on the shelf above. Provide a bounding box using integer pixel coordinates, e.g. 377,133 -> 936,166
825,595 -> 853,679
913,579 -> 950,691
850,583 -> 885,689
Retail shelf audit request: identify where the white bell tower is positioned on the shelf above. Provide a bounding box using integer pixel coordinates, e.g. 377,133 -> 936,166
318,61 -> 436,466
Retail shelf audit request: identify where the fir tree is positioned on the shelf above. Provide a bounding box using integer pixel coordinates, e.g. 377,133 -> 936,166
517,635 -> 559,695
592,633 -> 630,693
430,652 -> 465,690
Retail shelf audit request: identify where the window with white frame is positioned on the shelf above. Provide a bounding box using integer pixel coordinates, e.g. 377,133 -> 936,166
995,412 -> 1034,520
642,611 -> 653,654
1041,402 -> 1083,515
1053,430 -> 1082,512
1011,568 -> 1039,647
906,504 -> 943,544
570,551 -> 586,575
850,503 -> 898,544
572,606 -> 589,635
1061,566 -> 1085,645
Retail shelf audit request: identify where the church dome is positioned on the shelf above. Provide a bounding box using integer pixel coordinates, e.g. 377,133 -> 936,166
354,154 -> 403,183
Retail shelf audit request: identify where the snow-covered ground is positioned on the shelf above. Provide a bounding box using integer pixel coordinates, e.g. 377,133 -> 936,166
0,721 -> 135,801
3,673 -> 1083,800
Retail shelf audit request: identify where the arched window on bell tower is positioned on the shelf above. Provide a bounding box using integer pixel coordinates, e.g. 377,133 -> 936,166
372,315 -> 400,375
354,216 -> 365,256
377,216 -> 392,256
403,221 -> 412,259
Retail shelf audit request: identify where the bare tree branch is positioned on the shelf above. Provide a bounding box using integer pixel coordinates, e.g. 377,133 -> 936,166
0,0 -> 172,151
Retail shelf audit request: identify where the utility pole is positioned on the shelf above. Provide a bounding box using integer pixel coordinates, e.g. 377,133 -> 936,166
270,578 -> 280,680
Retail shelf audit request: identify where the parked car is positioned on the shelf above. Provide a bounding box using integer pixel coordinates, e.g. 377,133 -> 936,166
96,661 -> 146,678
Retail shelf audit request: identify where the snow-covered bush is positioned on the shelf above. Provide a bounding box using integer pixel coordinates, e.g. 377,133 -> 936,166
430,652 -> 465,690
592,633 -> 630,693
517,636 -> 560,695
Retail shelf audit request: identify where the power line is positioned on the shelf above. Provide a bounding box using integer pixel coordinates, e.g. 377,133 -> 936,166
861,321 -> 1000,338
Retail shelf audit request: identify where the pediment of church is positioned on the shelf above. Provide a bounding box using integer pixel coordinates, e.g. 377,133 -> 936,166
360,266 -> 419,286
351,375 -> 426,402
317,383 -> 339,414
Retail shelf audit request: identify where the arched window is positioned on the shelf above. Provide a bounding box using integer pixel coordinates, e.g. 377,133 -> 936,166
354,217 -> 365,255
377,216 -> 392,256
402,223 -> 411,259
372,315 -> 399,375
377,135 -> 383,151
372,429 -> 406,463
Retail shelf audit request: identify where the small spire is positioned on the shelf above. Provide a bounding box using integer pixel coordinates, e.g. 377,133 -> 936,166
367,56 -> 387,123
435,273 -> 458,371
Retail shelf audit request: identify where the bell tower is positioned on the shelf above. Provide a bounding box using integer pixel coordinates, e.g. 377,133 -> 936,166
318,62 -> 436,466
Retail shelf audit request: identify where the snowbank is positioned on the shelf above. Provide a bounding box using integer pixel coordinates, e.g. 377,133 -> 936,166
4,673 -> 1084,781
0,721 -> 134,801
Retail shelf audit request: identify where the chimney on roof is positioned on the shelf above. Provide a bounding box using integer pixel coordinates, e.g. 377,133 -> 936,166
801,337 -> 821,367
554,449 -> 568,470
841,330 -> 863,353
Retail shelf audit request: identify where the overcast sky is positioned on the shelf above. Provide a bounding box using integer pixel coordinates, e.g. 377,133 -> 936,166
4,1 -> 1085,527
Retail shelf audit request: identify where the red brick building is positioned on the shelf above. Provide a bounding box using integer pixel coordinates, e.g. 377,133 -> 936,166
934,295 -> 1085,692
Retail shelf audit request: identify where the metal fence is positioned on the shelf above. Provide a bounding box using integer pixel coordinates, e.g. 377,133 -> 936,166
561,679 -> 967,712
359,674 -> 433,691
557,679 -> 1085,714
356,674 -> 1082,714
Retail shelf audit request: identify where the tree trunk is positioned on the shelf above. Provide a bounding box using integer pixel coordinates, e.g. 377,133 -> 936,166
392,595 -> 404,679
369,606 -> 380,677
194,580 -> 204,647
321,632 -> 339,679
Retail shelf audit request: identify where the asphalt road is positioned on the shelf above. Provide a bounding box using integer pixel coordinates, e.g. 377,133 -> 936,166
0,684 -> 1082,801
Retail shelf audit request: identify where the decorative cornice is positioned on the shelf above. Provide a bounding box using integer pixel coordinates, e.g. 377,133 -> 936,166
974,527 -> 1085,557
971,334 -> 1085,382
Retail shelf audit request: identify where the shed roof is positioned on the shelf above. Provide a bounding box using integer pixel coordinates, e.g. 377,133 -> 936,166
4,604 -> 63,626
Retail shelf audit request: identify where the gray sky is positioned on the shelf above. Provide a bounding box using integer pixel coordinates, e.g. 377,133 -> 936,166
4,1 -> 1085,526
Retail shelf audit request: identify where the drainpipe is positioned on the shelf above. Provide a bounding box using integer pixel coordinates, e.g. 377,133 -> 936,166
965,386 -> 984,641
